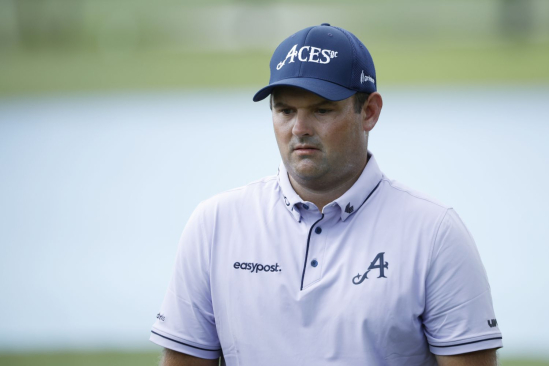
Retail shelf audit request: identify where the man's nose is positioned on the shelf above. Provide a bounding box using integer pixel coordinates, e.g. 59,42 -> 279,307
292,111 -> 314,137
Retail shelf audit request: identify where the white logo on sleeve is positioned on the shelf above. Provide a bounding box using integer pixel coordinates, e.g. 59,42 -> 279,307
360,70 -> 375,84
277,44 -> 339,70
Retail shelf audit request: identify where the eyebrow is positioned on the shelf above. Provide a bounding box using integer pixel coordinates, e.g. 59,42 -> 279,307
273,102 -> 290,109
273,100 -> 337,109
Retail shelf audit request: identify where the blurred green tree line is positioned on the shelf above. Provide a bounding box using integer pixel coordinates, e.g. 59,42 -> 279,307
2,0 -> 546,52
0,0 -> 547,95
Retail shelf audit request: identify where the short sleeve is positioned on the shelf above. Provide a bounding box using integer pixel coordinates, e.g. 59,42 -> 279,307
423,208 -> 503,356
149,203 -> 222,359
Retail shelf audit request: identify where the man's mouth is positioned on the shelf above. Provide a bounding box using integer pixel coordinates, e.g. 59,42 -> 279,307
293,145 -> 321,156
293,145 -> 320,152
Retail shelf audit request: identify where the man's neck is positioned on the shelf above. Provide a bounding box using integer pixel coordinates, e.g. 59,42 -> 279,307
288,156 -> 369,212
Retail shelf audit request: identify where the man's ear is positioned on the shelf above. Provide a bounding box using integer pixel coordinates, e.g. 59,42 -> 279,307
362,92 -> 383,133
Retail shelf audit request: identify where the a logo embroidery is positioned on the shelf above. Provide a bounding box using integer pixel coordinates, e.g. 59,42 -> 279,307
352,252 -> 388,285
345,202 -> 354,214
277,44 -> 339,70
234,261 -> 282,273
487,319 -> 498,328
156,313 -> 165,322
360,70 -> 375,84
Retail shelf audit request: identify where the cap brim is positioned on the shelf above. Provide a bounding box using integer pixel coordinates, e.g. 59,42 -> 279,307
252,78 -> 357,102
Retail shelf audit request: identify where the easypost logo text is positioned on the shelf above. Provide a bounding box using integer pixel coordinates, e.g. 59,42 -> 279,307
234,261 -> 281,273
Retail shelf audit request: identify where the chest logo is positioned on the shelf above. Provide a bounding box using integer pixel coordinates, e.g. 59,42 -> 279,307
352,252 -> 388,285
234,261 -> 281,273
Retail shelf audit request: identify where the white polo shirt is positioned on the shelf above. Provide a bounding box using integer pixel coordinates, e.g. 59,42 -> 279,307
150,153 -> 502,365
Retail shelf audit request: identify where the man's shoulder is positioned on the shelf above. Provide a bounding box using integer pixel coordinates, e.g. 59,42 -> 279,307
379,176 -> 451,214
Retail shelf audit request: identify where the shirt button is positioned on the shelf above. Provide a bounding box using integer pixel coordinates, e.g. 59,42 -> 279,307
303,204 -> 309,210
315,227 -> 322,234
311,259 -> 318,267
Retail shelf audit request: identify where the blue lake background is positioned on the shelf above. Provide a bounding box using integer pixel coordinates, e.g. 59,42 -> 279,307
0,86 -> 548,358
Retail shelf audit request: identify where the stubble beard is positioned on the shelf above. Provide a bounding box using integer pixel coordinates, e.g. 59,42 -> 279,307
286,147 -> 366,194
286,152 -> 338,192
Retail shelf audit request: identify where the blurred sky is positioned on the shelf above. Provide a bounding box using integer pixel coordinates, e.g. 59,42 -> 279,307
0,0 -> 548,360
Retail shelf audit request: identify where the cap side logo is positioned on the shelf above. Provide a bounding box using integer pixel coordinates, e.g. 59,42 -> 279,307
360,70 -> 375,84
277,44 -> 338,70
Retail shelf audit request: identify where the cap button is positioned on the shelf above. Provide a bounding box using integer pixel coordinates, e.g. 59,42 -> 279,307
320,23 -> 330,26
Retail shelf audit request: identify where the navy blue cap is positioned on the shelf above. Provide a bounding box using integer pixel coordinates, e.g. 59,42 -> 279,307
253,24 -> 376,102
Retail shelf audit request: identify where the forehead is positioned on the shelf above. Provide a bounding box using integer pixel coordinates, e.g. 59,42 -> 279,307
272,86 -> 344,106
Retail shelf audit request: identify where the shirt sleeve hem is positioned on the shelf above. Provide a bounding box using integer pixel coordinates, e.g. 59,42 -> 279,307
149,330 -> 222,359
429,336 -> 503,356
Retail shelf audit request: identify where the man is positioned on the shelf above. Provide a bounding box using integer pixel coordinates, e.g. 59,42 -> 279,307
150,24 -> 502,365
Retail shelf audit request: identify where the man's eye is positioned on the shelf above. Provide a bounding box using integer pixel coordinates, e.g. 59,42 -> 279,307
281,109 -> 293,115
317,109 -> 330,114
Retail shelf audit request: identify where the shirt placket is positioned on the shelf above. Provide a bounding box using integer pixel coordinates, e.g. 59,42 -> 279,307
300,206 -> 335,290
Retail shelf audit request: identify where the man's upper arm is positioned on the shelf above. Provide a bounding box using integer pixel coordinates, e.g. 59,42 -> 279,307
149,202 -> 223,359
423,209 -> 503,355
160,348 -> 219,366
435,349 -> 498,366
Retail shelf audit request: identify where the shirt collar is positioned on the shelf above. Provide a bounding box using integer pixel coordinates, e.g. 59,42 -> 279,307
277,163 -> 304,222
277,151 -> 383,222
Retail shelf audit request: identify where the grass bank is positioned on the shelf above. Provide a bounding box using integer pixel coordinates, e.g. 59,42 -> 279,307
0,351 -> 548,366
1,41 -> 548,97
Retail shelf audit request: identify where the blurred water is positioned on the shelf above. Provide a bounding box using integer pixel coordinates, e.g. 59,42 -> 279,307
0,87 -> 548,358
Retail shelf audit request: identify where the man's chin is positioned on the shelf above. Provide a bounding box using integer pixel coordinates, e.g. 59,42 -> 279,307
288,162 -> 325,181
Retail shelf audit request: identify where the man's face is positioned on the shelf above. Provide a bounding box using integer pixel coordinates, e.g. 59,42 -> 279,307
272,87 -> 369,190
